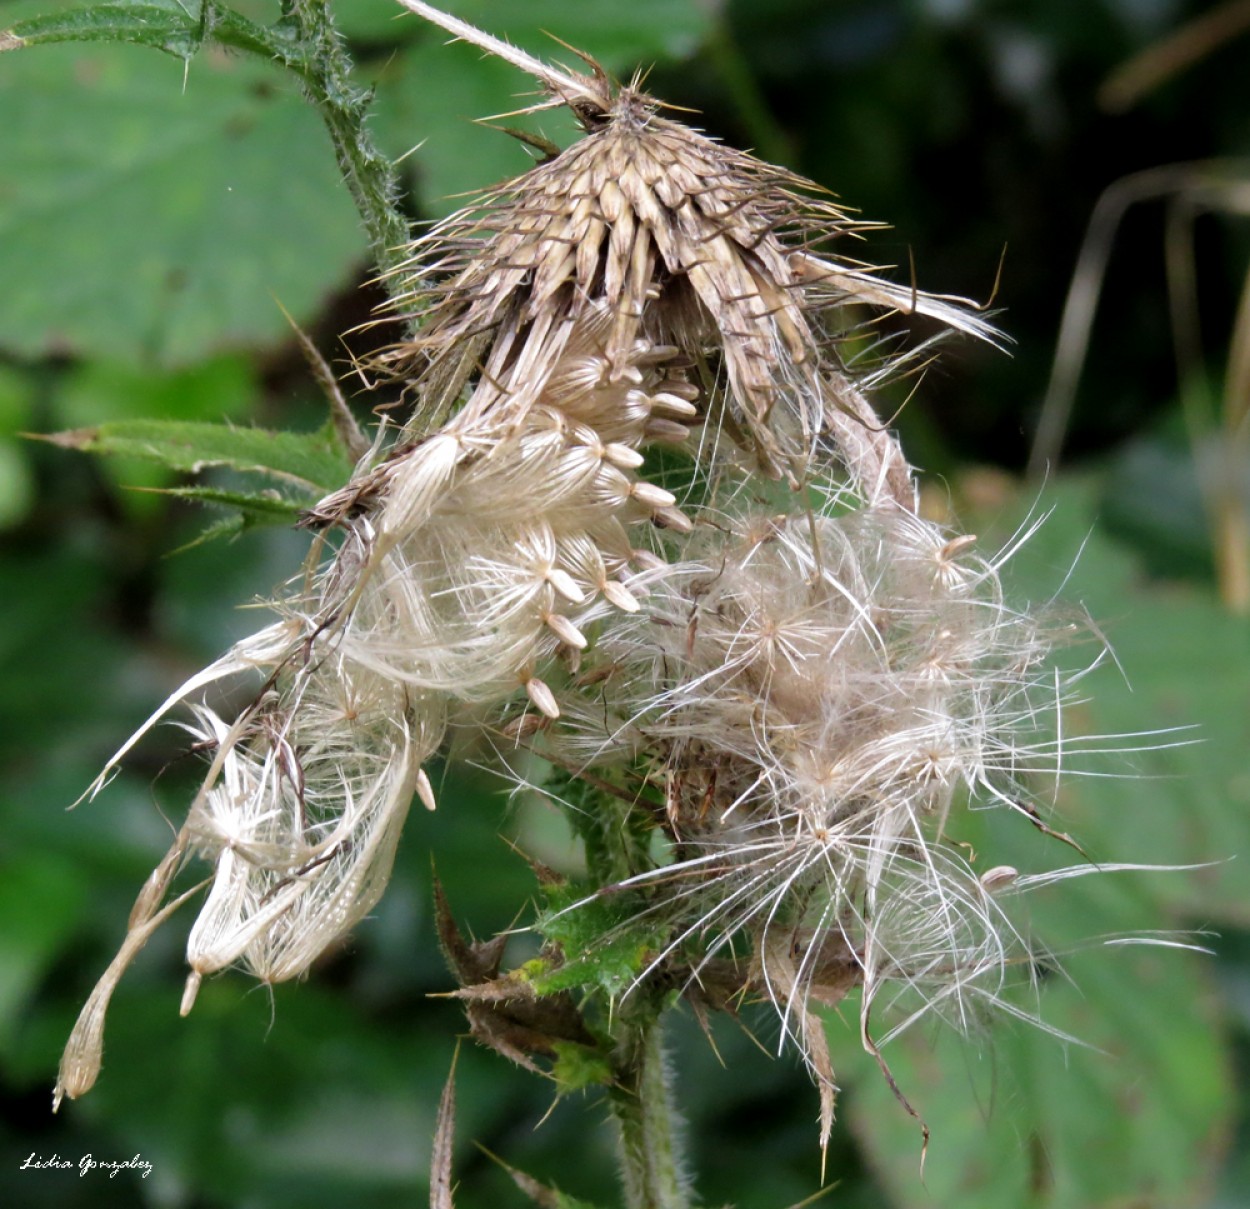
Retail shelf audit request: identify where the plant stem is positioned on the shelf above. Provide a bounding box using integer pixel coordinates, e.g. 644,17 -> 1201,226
1217,257 -> 1250,614
281,0 -> 411,287
574,781 -> 689,1209
608,1005 -> 689,1209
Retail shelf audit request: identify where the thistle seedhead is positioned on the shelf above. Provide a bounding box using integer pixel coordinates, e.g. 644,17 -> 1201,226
60,3 -> 1113,1142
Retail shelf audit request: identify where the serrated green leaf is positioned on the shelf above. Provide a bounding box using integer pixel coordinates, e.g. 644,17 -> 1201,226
3,3 -> 205,59
42,417 -> 353,489
159,488 -> 297,554
171,510 -> 246,549
48,353 -> 262,520
158,483 -> 305,516
0,37 -> 367,362
155,486 -> 306,551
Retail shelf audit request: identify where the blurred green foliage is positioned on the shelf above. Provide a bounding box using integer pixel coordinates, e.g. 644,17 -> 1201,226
1,1 -> 1249,1206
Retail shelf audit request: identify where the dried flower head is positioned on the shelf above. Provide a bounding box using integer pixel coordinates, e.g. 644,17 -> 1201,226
58,2 -> 1114,1141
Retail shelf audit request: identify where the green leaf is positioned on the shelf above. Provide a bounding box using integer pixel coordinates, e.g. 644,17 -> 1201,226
2,3 -> 207,59
158,483 -> 305,517
42,417 -> 354,490
532,884 -> 667,999
153,485 -> 303,550
838,878 -> 1232,1208
152,486 -> 307,547
0,37 -> 367,363
47,353 -> 263,519
994,476 -> 1250,923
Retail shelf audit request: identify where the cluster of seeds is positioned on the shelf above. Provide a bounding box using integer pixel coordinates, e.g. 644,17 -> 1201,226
536,501 -> 1060,1075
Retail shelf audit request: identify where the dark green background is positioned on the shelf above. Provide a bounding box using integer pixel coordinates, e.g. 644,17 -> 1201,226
1,1 -> 1248,1205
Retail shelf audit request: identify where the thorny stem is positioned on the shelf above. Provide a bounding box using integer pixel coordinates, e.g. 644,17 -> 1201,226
281,0 -> 411,290
608,1006 -> 689,1209
585,788 -> 690,1209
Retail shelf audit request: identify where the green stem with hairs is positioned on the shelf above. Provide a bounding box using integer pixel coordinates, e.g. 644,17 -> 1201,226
607,1001 -> 689,1209
280,0 -> 411,286
576,784 -> 690,1209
